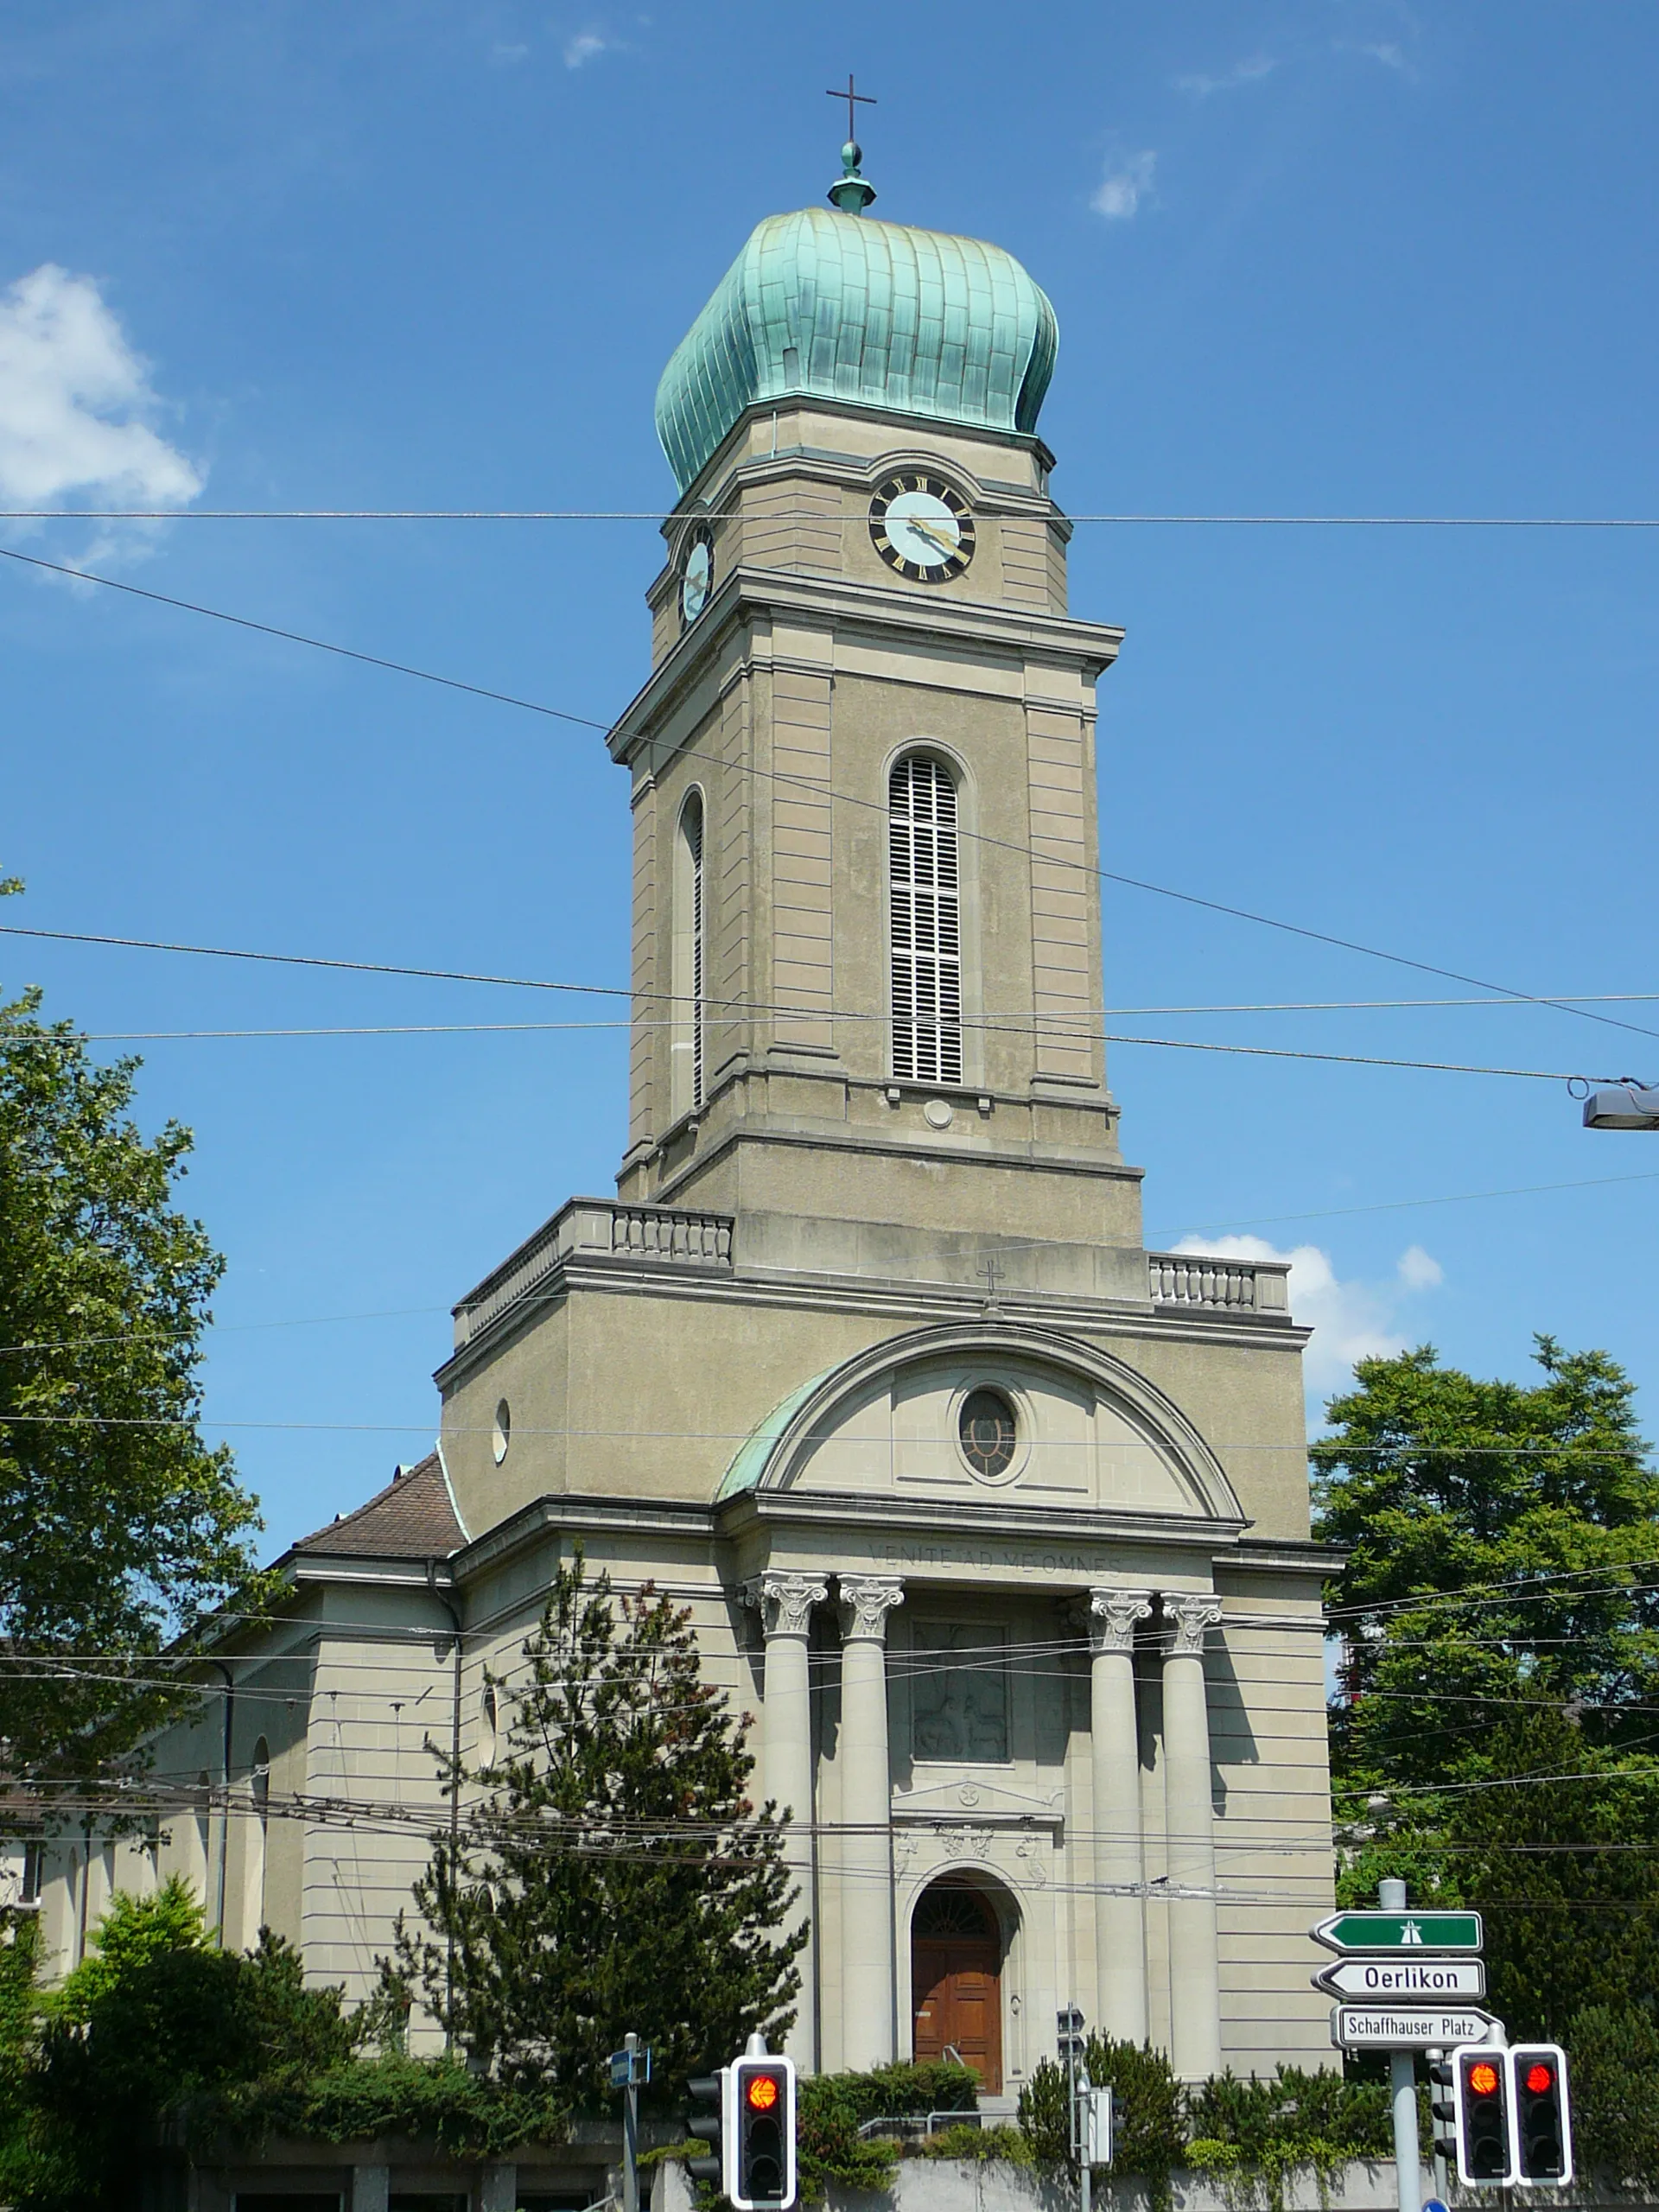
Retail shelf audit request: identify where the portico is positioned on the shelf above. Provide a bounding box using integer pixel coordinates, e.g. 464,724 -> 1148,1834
735,1525 -> 1245,2083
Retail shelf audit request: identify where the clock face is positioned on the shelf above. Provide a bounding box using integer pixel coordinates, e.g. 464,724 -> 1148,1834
679,527 -> 714,626
869,474 -> 976,582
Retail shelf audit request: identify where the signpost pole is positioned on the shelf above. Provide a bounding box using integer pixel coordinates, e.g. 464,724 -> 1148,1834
623,2031 -> 641,2212
1378,1883 -> 1422,2212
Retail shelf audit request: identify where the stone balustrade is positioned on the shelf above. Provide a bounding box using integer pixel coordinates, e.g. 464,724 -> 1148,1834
454,1198 -> 734,1345
1147,1250 -> 1291,1315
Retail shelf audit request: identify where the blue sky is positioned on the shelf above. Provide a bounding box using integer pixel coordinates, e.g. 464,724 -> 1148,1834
4,0 -> 1659,1557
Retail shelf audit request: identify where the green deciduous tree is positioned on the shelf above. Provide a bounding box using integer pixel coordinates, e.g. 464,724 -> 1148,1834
1314,1337 -> 1659,1791
0,949 -> 273,1789
1315,1339 -> 1659,2068
5,1879 -> 359,2210
396,1550 -> 803,2107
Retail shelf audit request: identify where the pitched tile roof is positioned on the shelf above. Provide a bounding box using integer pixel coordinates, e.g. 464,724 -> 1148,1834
292,1452 -> 463,1560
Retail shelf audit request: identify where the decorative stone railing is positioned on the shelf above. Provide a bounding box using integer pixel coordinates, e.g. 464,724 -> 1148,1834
454,1198 -> 734,1346
1147,1251 -> 1291,1315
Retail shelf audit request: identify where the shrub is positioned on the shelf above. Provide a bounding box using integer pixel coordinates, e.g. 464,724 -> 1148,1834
918,2122 -> 1032,2164
789,2059 -> 980,2200
1183,2065 -> 1392,2212
1020,2038 -> 1186,2210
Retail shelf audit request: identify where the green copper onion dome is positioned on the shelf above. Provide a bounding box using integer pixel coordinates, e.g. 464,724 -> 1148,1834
654,200 -> 1060,493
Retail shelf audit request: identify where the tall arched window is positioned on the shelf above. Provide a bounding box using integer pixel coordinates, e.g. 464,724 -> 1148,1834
672,792 -> 706,1117
890,755 -> 963,1084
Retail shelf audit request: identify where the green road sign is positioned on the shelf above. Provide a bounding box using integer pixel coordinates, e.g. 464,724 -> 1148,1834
1312,1910 -> 1483,1955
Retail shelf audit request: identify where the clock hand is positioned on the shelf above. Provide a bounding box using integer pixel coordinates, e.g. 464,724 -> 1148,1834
906,517 -> 961,556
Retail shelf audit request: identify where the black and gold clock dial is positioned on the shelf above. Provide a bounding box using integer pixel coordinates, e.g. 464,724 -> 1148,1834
678,523 -> 715,626
868,474 -> 976,582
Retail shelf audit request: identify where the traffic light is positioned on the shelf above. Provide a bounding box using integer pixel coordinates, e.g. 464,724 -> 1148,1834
1510,2044 -> 1573,2185
1453,2046 -> 1516,2185
731,2051 -> 797,2212
685,2069 -> 728,2191
1427,2057 -> 1457,2166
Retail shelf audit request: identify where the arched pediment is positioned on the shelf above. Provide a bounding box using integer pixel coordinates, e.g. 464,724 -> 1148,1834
716,1322 -> 1245,1526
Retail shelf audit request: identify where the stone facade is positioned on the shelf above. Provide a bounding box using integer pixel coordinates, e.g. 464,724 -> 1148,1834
28,188 -> 1341,2102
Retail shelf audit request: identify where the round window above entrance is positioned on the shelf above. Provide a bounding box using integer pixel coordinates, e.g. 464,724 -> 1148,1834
958,1389 -> 1017,1480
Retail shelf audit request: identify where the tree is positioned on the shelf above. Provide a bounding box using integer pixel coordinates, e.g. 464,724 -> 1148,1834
395,1549 -> 803,2106
1315,1340 -> 1659,2053
0,945 -> 273,1789
1314,1338 -> 1659,1791
10,1879 -> 359,2209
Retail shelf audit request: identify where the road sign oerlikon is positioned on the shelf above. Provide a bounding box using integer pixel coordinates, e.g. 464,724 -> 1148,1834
1312,1910 -> 1483,1955
1316,1955 -> 1486,2000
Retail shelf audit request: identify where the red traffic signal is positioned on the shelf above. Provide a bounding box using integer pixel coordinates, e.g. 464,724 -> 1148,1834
1453,2045 -> 1514,2185
1510,2043 -> 1573,2185
730,2054 -> 796,2211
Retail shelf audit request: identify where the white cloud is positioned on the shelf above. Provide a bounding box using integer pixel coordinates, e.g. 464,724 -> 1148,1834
1172,1232 -> 1444,1404
563,29 -> 609,67
1091,150 -> 1156,222
1175,54 -> 1278,97
1361,41 -> 1410,73
0,264 -> 200,513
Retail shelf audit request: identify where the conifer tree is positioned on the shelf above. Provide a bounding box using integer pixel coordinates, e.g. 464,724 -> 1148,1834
395,1550 -> 802,2105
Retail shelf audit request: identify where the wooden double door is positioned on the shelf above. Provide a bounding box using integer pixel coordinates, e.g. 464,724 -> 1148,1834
910,1884 -> 1003,2093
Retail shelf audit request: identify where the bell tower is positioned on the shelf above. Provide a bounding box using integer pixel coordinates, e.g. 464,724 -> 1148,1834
608,149 -> 1146,1300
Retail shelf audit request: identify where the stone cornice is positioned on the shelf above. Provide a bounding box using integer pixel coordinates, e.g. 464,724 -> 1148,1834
719,1486 -> 1249,1554
609,563 -> 1123,767
435,1244 -> 1309,1391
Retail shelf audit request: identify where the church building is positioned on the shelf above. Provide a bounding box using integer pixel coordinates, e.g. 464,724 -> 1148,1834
34,144 -> 1340,2109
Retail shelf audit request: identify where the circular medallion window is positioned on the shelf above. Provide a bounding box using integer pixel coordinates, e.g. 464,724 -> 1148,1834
491,1399 -> 512,1465
958,1388 -> 1018,1480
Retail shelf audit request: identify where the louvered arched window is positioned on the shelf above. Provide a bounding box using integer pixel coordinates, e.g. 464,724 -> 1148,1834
672,792 -> 706,1116
889,755 -> 963,1085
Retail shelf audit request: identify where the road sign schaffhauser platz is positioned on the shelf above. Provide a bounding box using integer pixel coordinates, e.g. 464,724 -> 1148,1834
1311,1910 -> 1495,2052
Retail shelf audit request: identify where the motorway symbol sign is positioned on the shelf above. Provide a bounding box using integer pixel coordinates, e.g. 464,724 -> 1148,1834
1332,2005 -> 1501,2050
1316,1957 -> 1486,2000
1313,1910 -> 1483,1955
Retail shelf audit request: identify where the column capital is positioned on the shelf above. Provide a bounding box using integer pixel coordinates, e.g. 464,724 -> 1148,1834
741,1571 -> 830,1640
1162,1592 -> 1223,1657
836,1574 -> 905,1643
1079,1586 -> 1154,1655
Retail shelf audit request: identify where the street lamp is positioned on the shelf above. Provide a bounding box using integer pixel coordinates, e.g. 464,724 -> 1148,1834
1581,1081 -> 1659,1130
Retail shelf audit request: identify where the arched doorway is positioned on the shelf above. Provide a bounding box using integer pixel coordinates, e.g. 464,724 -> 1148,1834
910,1881 -> 1004,2092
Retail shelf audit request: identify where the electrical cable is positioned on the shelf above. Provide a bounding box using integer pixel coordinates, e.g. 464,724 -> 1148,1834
15,508 -> 1659,528
3,537 -> 1655,1048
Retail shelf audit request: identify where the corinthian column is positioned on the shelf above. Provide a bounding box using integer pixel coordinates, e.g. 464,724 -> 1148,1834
743,1572 -> 829,2069
836,1575 -> 905,2070
1084,1588 -> 1154,2043
1161,1592 -> 1224,2080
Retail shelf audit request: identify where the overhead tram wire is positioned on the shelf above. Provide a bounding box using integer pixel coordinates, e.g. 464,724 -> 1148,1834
13,508 -> 1659,528
3,538 -> 1656,1049
2,1409 -> 1653,1453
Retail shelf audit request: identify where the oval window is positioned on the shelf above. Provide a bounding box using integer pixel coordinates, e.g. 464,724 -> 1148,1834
959,1389 -> 1017,1479
492,1399 -> 512,1465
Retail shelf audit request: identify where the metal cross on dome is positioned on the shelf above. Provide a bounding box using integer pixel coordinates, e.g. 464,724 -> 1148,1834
826,73 -> 876,144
